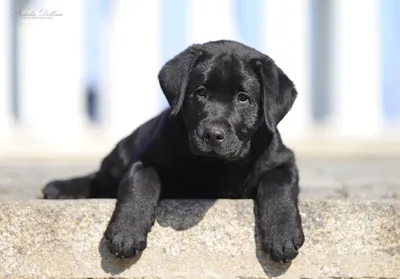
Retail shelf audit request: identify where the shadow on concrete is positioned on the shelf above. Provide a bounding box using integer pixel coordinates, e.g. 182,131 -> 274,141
156,199 -> 292,276
98,237 -> 142,275
155,199 -> 216,231
253,203 -> 292,277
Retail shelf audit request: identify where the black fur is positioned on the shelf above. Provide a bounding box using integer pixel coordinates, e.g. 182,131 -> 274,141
43,40 -> 304,262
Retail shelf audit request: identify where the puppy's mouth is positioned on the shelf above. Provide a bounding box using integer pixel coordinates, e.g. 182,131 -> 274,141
188,133 -> 245,161
192,148 -> 241,161
205,150 -> 243,161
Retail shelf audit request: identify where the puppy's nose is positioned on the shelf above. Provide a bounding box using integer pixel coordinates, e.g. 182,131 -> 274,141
203,126 -> 226,145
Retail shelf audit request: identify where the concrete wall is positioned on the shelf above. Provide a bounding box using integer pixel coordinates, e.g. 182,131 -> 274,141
0,199 -> 398,278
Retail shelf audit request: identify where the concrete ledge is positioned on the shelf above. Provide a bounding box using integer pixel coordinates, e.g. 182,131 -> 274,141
0,200 -> 399,279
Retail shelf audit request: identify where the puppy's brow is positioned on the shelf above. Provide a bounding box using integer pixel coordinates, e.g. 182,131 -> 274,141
196,58 -> 218,83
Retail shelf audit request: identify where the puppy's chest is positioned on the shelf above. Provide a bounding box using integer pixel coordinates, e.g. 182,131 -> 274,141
159,164 -> 257,199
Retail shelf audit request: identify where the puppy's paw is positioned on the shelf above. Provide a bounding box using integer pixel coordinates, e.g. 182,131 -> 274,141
42,180 -> 90,199
43,181 -> 69,199
261,220 -> 304,263
104,221 -> 148,259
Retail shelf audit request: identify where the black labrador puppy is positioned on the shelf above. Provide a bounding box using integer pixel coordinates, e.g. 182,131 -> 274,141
43,40 -> 304,262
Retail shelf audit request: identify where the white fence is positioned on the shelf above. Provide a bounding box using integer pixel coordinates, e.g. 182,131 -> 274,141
0,0 -> 399,159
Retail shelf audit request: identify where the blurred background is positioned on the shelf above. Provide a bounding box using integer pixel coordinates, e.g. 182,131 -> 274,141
0,0 -> 399,200
0,0 -> 399,159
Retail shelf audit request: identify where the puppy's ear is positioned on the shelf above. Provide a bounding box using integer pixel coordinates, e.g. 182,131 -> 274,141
158,45 -> 204,116
255,58 -> 297,133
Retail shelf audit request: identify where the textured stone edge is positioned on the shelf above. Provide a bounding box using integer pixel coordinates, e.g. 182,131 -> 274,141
0,199 -> 399,279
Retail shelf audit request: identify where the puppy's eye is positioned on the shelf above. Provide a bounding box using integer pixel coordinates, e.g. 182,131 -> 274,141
237,92 -> 249,103
195,88 -> 207,97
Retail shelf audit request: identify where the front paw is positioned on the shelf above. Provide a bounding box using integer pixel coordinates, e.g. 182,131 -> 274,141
261,219 -> 304,262
104,220 -> 148,259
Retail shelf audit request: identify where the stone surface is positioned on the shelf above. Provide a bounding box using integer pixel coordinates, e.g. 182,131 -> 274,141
0,199 -> 399,279
0,157 -> 399,200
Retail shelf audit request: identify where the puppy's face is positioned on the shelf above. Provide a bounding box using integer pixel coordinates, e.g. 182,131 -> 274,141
159,40 -> 297,161
181,54 -> 262,160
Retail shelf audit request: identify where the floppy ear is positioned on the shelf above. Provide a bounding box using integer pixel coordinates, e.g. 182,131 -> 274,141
255,59 -> 298,133
158,45 -> 204,116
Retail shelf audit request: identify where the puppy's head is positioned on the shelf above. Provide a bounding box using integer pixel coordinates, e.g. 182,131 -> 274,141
159,40 -> 297,161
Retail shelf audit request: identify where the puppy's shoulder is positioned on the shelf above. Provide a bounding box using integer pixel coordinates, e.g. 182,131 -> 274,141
258,130 -> 296,170
113,109 -> 169,158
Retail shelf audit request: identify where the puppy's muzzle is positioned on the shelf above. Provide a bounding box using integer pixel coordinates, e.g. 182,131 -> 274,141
203,124 -> 227,146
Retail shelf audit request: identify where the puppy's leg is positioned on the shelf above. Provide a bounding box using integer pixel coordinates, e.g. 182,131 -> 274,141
104,161 -> 161,258
256,162 -> 304,262
43,141 -> 130,199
